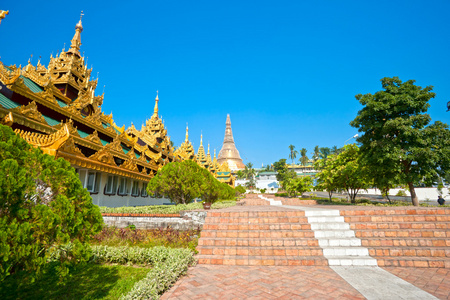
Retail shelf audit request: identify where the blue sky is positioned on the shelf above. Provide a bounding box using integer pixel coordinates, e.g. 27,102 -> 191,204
1,1 -> 449,167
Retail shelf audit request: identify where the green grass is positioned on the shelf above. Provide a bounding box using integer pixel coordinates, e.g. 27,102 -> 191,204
99,199 -> 237,214
0,263 -> 149,300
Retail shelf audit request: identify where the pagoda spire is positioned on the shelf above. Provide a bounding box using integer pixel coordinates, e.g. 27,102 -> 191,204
153,91 -> 159,118
185,123 -> 189,143
217,114 -> 245,170
68,11 -> 84,56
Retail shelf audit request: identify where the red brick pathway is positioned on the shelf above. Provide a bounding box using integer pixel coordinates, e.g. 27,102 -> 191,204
161,265 -> 365,300
382,267 -> 450,300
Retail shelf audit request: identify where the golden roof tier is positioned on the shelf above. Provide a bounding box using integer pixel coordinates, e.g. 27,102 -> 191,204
217,114 -> 245,171
174,124 -> 195,160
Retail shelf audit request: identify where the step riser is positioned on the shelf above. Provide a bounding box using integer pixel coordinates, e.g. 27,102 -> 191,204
311,223 -> 350,230
323,248 -> 369,256
318,239 -> 362,247
327,258 -> 377,266
198,239 -> 319,247
314,231 -> 355,238
350,223 -> 450,230
207,212 -> 306,217
361,239 -> 450,247
368,249 -> 450,257
200,231 -> 315,238
203,224 -> 311,230
344,216 -> 450,222
205,217 -> 309,224
197,248 -> 323,256
354,231 -> 449,238
308,216 -> 345,223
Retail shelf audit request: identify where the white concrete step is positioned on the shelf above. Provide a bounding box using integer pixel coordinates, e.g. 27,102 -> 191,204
318,238 -> 362,247
307,216 -> 345,223
310,222 -> 350,230
304,210 -> 340,217
314,230 -> 355,238
327,256 -> 378,266
322,247 -> 369,256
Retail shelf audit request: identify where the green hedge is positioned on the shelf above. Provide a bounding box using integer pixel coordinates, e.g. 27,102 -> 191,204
99,200 -> 237,214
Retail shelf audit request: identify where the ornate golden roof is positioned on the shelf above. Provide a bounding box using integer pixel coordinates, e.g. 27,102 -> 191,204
217,114 -> 245,170
174,124 -> 195,160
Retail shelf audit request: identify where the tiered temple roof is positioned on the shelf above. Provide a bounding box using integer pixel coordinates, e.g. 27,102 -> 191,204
0,17 -> 175,184
0,15 -> 235,193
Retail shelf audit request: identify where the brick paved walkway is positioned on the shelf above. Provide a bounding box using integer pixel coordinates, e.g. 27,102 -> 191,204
162,203 -> 450,299
161,265 -> 365,300
382,267 -> 450,300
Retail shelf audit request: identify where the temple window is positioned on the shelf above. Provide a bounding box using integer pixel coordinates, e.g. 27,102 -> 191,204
118,177 -> 129,196
141,182 -> 148,197
86,171 -> 101,193
105,175 -> 117,195
131,181 -> 140,197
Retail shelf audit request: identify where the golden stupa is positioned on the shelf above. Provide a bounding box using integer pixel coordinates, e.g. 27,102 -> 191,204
217,114 -> 245,171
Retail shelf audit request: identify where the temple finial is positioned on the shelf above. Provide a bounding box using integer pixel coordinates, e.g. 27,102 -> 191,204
185,123 -> 189,142
0,10 -> 9,26
200,132 -> 203,146
68,12 -> 84,55
153,91 -> 159,117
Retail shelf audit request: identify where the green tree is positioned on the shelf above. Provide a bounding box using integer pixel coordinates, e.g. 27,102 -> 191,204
288,145 -> 298,166
273,159 -> 287,172
316,144 -> 368,203
313,146 -> 320,162
350,77 -> 450,206
314,156 -> 338,201
299,148 -> 308,166
284,176 -> 313,197
0,124 -> 103,281
236,170 -> 245,179
235,185 -> 246,196
243,162 -> 256,180
147,160 -> 203,204
331,146 -> 342,155
319,147 -> 331,160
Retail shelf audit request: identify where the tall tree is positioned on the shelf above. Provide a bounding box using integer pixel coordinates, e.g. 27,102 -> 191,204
313,146 -> 320,162
288,145 -> 298,166
299,148 -> 308,166
315,144 -> 369,203
319,147 -> 331,160
351,77 -> 450,206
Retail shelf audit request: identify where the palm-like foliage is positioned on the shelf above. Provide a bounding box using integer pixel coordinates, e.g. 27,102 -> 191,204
288,145 -> 298,166
313,146 -> 320,162
243,162 -> 256,180
299,148 -> 308,166
319,147 -> 331,160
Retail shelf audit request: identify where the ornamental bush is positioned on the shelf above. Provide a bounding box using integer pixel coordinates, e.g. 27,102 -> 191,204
0,124 -> 103,281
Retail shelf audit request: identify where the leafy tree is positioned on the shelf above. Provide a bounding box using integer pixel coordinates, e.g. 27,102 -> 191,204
288,145 -> 298,166
243,162 -> 256,180
147,160 -> 203,204
319,147 -> 331,160
273,159 -> 287,172
315,144 -> 368,203
236,170 -> 245,179
351,77 -> 450,206
331,146 -> 342,155
313,146 -> 320,162
299,148 -> 308,166
314,156 -> 338,201
284,176 -> 313,197
0,124 -> 103,281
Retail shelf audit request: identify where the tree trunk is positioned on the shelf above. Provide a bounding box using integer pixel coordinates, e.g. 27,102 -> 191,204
328,191 -> 333,202
408,182 -> 419,206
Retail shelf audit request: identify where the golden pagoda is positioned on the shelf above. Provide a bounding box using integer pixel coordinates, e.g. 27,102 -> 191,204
173,124 -> 196,160
0,16 -> 178,206
195,134 -> 209,168
217,114 -> 245,170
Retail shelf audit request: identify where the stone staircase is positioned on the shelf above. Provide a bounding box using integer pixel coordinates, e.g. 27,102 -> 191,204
197,197 -> 450,268
341,208 -> 450,268
304,208 -> 377,266
196,210 -> 328,266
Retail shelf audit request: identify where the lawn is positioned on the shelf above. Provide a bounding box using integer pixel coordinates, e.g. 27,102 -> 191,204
0,263 -> 149,300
